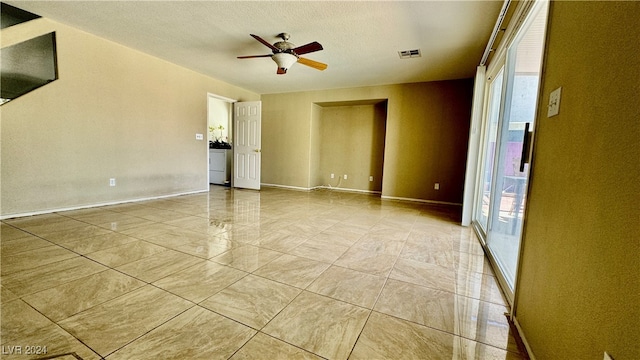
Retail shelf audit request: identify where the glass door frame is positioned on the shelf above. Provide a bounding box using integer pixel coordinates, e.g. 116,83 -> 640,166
473,63 -> 506,236
471,0 -> 549,305
473,54 -> 517,302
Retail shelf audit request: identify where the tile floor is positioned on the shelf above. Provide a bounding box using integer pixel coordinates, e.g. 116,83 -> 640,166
1,186 -> 527,359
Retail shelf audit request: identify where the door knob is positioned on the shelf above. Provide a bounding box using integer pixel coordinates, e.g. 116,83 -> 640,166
254,149 -> 261,153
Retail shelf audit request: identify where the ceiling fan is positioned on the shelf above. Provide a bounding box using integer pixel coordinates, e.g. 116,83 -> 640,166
237,33 -> 327,75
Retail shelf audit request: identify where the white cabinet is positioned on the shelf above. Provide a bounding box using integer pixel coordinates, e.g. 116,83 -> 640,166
209,149 -> 231,185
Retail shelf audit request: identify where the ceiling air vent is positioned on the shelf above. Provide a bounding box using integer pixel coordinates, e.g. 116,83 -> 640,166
398,49 -> 421,59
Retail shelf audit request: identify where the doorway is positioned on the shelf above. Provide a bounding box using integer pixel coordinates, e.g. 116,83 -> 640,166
207,93 -> 235,186
472,1 -> 549,302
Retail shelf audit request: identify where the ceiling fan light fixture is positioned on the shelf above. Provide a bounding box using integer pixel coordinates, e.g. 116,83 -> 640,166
272,52 -> 298,74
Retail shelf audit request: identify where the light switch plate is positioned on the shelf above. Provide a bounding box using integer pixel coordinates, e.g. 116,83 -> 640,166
195,133 -> 204,140
548,87 -> 562,117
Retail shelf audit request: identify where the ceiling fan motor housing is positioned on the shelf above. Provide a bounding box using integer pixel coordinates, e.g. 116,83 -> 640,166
273,41 -> 295,53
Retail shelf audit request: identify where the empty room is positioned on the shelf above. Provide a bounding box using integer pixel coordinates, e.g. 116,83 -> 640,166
1,1 -> 637,359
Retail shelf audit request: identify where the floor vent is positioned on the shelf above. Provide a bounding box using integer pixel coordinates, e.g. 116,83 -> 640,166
398,49 -> 421,59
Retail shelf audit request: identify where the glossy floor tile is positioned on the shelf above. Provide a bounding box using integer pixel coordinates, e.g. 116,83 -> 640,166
115,248 -> 202,282
334,247 -> 397,276
262,291 -> 370,360
389,257 -> 457,292
153,260 -> 247,302
201,274 -> 300,329
306,265 -> 386,308
350,311 -> 458,359
1,245 -> 78,275
374,279 -> 458,333
230,332 -> 322,360
1,257 -> 108,297
210,244 -> 282,272
22,269 -> 145,322
58,285 -> 193,356
0,186 -> 527,359
107,306 -> 255,359
253,253 -> 331,288
0,300 -> 101,359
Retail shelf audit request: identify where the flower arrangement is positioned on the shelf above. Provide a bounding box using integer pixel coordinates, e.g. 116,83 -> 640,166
209,125 -> 231,149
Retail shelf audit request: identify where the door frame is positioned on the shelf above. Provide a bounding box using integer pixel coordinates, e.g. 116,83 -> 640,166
207,93 -> 236,186
468,0 -> 550,306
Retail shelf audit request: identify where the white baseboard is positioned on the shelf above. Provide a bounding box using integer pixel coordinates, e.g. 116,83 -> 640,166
260,184 -> 461,203
380,195 -> 462,206
314,185 -> 381,195
261,183 -> 381,195
0,189 -> 209,220
513,316 -> 536,359
260,183 -> 313,192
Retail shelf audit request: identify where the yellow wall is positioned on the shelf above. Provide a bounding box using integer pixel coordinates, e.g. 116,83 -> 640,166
515,1 -> 640,359
261,80 -> 473,203
0,18 -> 259,217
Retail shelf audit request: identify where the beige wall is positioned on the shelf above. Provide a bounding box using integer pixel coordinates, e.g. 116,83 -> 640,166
262,80 -> 473,203
515,1 -> 640,359
315,102 -> 387,192
0,18 -> 259,217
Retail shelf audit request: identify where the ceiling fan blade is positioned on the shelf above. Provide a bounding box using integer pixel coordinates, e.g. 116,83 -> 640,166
297,57 -> 328,71
277,67 -> 287,75
293,41 -> 323,55
250,34 -> 279,52
237,54 -> 272,59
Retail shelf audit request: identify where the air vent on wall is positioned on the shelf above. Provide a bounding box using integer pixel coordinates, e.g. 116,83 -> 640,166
398,49 -> 421,59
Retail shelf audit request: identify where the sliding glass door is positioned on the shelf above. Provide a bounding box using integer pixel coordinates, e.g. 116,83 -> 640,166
473,1 -> 548,300
475,67 -> 504,233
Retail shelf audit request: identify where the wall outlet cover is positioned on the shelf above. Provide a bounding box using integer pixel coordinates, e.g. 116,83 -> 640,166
196,133 -> 204,140
548,87 -> 562,117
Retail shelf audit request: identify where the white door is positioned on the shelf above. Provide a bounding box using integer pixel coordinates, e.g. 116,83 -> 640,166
233,101 -> 261,190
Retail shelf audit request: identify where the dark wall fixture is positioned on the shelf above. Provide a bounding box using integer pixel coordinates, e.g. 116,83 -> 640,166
0,3 -> 57,105
1,2 -> 40,29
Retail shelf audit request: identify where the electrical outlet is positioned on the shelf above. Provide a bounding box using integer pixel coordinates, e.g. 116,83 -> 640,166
604,352 -> 614,360
434,183 -> 440,190
343,174 -> 348,180
195,133 -> 204,140
330,173 -> 335,179
109,178 -> 116,187
369,176 -> 374,182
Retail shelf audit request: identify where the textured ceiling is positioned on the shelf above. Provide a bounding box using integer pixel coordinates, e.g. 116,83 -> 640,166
7,1 -> 503,95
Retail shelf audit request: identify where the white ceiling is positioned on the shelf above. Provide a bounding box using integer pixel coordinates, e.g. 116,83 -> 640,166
7,1 -> 503,95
